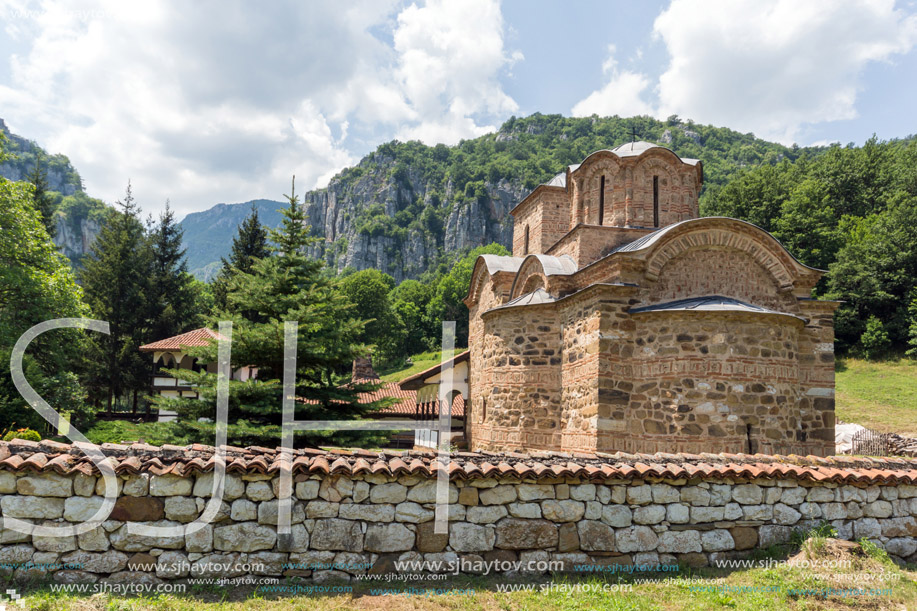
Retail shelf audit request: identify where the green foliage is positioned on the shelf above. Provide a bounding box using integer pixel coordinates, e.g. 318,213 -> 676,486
0,151 -> 90,432
3,428 -> 41,442
212,204 -> 270,312
426,243 -> 510,346
27,152 -> 56,238
790,520 -> 838,556
158,180 -> 393,448
859,316 -> 891,360
907,291 -> 917,358
705,136 -> 917,355
84,420 -> 192,446
339,269 -> 402,366
827,192 -> 917,353
148,202 -> 203,340
858,537 -> 892,563
79,183 -> 153,411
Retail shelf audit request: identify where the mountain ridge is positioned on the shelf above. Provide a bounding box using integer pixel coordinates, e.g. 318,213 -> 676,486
2,113 -> 827,278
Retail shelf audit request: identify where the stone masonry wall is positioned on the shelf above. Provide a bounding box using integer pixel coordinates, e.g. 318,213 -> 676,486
2,466 -> 917,584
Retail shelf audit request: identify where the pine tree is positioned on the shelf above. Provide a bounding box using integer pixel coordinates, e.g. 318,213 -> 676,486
158,179 -> 392,448
148,201 -> 201,341
27,152 -> 56,239
212,204 -> 269,311
79,183 -> 152,412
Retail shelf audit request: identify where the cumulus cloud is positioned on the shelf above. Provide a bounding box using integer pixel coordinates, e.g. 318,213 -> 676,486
393,0 -> 522,144
0,0 -> 520,216
652,0 -> 917,143
571,0 -> 917,144
571,44 -> 654,118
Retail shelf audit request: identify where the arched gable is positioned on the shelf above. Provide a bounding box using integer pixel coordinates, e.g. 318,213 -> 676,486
613,218 -> 817,286
464,255 -> 524,307
509,254 -> 577,300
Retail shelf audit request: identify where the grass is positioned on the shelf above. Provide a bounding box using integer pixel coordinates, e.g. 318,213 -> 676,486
82,420 -> 192,446
13,553 -> 917,611
13,530 -> 917,611
835,357 -> 917,436
378,348 -> 466,383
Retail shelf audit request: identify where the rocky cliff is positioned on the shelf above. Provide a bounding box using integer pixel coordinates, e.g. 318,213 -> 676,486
0,118 -> 107,265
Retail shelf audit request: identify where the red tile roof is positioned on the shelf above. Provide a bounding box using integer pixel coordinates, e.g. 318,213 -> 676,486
2,440 -> 914,484
350,380 -> 465,417
139,328 -> 225,352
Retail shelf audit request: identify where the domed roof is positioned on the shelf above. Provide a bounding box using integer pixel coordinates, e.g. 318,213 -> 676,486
609,140 -> 662,157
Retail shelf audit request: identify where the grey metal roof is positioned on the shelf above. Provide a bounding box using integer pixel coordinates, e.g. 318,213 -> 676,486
526,253 -> 577,276
629,295 -> 806,321
500,288 -> 556,309
543,163 -> 580,188
607,222 -> 673,254
610,140 -> 659,157
479,254 -> 524,275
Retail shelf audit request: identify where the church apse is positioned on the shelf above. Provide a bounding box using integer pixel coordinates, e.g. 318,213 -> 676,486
464,141 -> 838,457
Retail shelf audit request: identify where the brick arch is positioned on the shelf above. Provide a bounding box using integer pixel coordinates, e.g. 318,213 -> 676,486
633,157 -> 678,226
642,223 -> 800,291
521,274 -> 546,294
576,153 -> 621,226
465,257 -> 501,307
511,256 -> 550,299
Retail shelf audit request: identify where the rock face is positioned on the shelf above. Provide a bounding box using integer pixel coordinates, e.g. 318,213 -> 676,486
179,163 -> 527,282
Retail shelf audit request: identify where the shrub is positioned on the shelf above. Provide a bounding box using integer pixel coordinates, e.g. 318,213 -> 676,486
3,428 -> 41,442
859,316 -> 891,360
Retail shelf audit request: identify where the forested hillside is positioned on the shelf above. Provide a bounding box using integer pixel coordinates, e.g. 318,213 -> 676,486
181,114 -> 822,280
703,136 -> 917,355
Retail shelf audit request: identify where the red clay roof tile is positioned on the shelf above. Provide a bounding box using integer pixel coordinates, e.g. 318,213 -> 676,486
1,441 -> 916,486
139,328 -> 225,352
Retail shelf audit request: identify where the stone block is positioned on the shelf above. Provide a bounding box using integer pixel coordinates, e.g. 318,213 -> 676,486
451,523 -> 496,552
614,526 -> 658,553
149,475 -> 192,497
365,523 -> 415,553
213,522 -> 277,552
494,519 -> 556,550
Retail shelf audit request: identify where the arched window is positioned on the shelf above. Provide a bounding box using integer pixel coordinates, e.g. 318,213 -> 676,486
598,175 -> 606,225
653,175 -> 659,227
653,176 -> 659,227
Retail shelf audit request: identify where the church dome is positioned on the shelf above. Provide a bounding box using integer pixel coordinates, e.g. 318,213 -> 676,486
609,140 -> 664,157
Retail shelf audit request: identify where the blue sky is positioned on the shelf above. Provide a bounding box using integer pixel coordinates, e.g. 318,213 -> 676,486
1,0 -> 915,218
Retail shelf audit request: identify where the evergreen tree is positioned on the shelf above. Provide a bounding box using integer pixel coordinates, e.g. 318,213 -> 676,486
148,201 -> 201,340
27,152 -> 56,238
158,179 -> 392,448
79,183 -> 152,412
212,204 -> 269,311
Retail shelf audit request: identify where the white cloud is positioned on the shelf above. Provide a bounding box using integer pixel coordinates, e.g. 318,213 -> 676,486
0,0 -> 521,216
393,0 -> 521,144
571,44 -> 655,118
652,0 -> 917,143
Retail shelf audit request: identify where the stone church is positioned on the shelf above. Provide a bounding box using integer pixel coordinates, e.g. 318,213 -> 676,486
464,141 -> 838,457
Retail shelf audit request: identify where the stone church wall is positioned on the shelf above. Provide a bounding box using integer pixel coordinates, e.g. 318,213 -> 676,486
2,461 -> 917,583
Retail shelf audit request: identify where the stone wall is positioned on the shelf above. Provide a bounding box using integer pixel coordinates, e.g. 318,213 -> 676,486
2,459 -> 917,584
